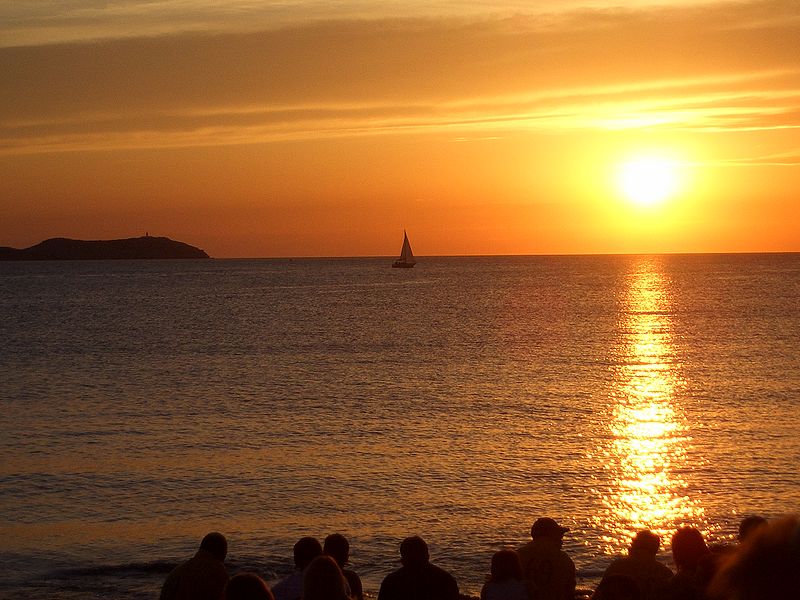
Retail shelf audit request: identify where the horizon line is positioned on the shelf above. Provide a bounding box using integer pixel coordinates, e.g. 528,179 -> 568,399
212,250 -> 800,260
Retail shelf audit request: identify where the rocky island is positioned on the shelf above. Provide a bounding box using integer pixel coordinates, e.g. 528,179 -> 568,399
0,236 -> 210,260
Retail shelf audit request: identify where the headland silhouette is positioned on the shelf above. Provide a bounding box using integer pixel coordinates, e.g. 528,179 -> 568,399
0,235 -> 209,260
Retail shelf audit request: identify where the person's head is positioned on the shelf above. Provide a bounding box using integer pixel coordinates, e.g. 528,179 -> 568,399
200,532 -> 228,561
671,527 -> 710,572
531,518 -> 570,546
224,573 -> 274,600
399,536 -> 430,568
738,515 -> 767,543
592,574 -> 642,600
489,549 -> 523,583
323,533 -> 350,568
302,555 -> 351,600
293,537 -> 323,570
709,516 -> 800,600
629,530 -> 660,558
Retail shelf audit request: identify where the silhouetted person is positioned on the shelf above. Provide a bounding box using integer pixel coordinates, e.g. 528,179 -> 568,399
592,574 -> 641,600
737,515 -> 767,543
517,517 -> 576,600
160,532 -> 229,600
271,537 -> 323,600
225,573 -> 275,600
480,548 -> 529,600
378,536 -> 459,600
708,515 -> 800,600
601,530 -> 672,600
324,533 -> 363,600
303,555 -> 354,600
659,527 -> 711,600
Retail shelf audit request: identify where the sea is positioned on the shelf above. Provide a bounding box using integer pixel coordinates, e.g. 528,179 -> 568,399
1,254 -> 798,599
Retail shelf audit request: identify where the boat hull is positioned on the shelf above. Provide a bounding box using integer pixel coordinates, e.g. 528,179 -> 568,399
392,231 -> 416,268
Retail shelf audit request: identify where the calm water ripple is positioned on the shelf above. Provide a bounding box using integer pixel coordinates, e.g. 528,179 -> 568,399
1,254 -> 799,598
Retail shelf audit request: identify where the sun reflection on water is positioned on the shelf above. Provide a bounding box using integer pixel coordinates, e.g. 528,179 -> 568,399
596,258 -> 705,554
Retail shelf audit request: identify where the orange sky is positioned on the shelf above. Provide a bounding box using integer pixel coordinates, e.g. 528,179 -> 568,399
1,0 -> 799,257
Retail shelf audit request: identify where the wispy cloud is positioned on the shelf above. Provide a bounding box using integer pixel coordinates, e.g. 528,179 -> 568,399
1,0 -> 745,48
695,149 -> 800,166
2,1 -> 799,155
4,81 -> 800,155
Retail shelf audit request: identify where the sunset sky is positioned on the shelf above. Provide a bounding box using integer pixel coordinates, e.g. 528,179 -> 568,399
2,0 -> 799,257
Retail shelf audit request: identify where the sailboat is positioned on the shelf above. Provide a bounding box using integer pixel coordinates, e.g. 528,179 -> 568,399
392,230 -> 416,268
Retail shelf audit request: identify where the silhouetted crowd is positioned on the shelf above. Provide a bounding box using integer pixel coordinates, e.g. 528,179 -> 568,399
159,514 -> 799,600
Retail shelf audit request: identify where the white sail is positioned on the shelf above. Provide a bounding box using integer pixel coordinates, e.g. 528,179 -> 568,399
392,230 -> 416,267
399,231 -> 415,264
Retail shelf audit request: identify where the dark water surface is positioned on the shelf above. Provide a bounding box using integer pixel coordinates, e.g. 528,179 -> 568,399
1,255 -> 798,598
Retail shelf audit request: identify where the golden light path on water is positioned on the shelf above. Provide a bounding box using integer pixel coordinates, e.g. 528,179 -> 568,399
596,258 -> 706,554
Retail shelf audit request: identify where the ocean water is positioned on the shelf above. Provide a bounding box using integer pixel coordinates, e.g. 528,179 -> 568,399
1,254 -> 798,598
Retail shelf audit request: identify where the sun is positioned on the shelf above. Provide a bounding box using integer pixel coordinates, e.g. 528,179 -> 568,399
618,157 -> 680,207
